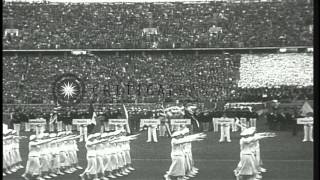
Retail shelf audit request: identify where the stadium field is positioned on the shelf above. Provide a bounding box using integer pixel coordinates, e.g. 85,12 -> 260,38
3,120 -> 313,180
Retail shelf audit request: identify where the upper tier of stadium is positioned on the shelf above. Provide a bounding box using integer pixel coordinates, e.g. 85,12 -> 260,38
3,0 -> 313,49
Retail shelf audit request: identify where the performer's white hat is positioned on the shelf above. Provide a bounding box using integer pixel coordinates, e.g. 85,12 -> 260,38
3,123 -> 8,131
101,133 -> 109,138
4,129 -> 13,135
57,132 -> 66,137
11,130 -> 17,134
29,141 -> 37,146
114,130 -> 122,135
87,134 -> 95,140
93,133 -> 101,138
50,133 -> 57,138
107,132 -> 116,137
171,130 -> 184,137
38,134 -> 45,139
66,131 -> 72,135
240,127 -> 255,136
30,135 -> 37,141
182,128 -> 190,135
250,127 -> 256,132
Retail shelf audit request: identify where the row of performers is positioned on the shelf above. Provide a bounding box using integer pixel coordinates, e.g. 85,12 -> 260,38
164,125 -> 276,180
20,130 -> 136,180
9,107 -> 258,133
21,132 -> 83,180
3,128 -> 25,176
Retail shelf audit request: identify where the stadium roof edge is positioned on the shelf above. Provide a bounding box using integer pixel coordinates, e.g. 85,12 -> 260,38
2,46 -> 313,54
4,0 -> 229,3
2,46 -> 313,51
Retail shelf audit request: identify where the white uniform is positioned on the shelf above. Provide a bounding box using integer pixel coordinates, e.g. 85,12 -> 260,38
167,138 -> 186,177
13,124 -> 21,136
250,118 -> 257,128
212,118 -> 219,132
303,124 -> 313,142
219,117 -> 231,142
234,137 -> 259,179
147,125 -> 158,142
240,118 -> 247,132
232,118 -> 239,132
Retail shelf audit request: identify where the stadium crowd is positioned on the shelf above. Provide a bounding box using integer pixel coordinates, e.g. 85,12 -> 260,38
3,1 -> 313,49
3,52 -> 312,105
3,53 -> 240,104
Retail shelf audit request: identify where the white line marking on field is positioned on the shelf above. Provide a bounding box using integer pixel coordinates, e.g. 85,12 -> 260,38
132,159 -> 313,162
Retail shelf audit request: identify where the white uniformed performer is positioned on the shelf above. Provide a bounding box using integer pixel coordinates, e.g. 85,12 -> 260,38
234,127 -> 276,180
303,123 -> 313,142
3,129 -> 14,176
10,130 -> 25,173
94,133 -> 109,180
79,124 -> 88,142
219,114 -> 231,142
147,111 -> 158,143
240,118 -> 247,132
302,113 -> 313,142
65,132 -> 82,173
232,117 -> 238,132
49,113 -> 57,132
164,129 -> 206,180
251,132 -> 267,174
80,134 -> 99,180
38,133 -> 52,179
212,118 -> 219,132
249,118 -> 256,128
48,133 -> 59,177
181,127 -> 199,179
22,135 -> 43,180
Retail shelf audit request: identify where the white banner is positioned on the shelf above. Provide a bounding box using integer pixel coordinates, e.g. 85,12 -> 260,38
109,119 -> 128,125
72,119 -> 91,125
171,119 -> 191,125
4,29 -> 19,37
29,118 -> 46,125
141,119 -> 160,126
216,118 -> 234,124
297,117 -> 313,124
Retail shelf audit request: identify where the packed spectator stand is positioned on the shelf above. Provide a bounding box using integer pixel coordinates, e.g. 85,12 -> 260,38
3,52 -> 313,105
3,0 -> 313,49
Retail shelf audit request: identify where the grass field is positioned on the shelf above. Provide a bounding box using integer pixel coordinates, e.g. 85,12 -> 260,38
3,121 -> 313,180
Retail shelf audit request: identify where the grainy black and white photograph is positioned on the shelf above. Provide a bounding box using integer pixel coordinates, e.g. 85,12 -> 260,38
2,0 -> 315,180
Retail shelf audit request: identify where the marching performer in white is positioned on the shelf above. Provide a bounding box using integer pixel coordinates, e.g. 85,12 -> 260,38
3,129 -> 14,176
48,133 -> 60,177
232,117 -> 239,132
302,113 -> 313,142
147,111 -> 158,143
80,134 -> 99,180
219,114 -> 231,142
303,123 -> 313,142
22,135 -> 42,180
181,127 -> 198,179
39,133 -> 52,179
251,130 -> 268,174
164,129 -> 206,180
234,127 -> 276,180
10,130 -> 25,173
